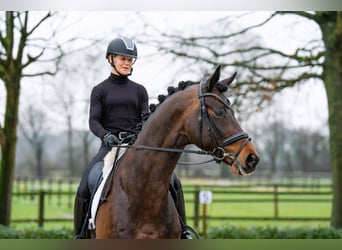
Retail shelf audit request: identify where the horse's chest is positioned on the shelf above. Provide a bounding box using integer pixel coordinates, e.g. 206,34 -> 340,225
113,215 -> 180,239
133,223 -> 179,239
135,224 -> 164,239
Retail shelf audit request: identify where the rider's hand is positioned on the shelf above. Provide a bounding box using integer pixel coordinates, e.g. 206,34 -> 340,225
103,133 -> 120,147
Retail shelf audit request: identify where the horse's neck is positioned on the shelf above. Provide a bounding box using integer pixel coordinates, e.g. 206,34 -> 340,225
118,106 -> 188,203
132,125 -> 182,183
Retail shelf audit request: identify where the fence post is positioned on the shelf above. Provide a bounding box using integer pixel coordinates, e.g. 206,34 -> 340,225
58,179 -> 62,206
48,179 -> 52,205
38,191 -> 45,227
202,203 -> 207,236
23,176 -> 28,200
68,179 -> 74,209
274,184 -> 278,219
194,186 -> 200,230
31,178 -> 35,201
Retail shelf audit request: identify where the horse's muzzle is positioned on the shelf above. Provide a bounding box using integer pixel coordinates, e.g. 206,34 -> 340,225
245,153 -> 259,173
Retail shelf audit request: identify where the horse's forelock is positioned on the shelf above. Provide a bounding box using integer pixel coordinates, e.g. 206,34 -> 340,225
215,82 -> 228,93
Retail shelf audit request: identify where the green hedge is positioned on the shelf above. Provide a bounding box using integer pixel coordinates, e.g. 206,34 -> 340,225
0,225 -> 73,239
1,225 -> 342,239
205,225 -> 342,239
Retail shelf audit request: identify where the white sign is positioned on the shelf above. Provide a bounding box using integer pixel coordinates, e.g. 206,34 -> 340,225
199,190 -> 212,204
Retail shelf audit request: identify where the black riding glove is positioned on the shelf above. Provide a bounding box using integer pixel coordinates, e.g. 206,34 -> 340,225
103,133 -> 120,147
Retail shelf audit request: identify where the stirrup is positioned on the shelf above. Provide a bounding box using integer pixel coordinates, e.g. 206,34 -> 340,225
74,234 -> 85,239
181,225 -> 200,239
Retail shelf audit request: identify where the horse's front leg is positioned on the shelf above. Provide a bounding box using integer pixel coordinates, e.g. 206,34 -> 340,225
95,198 -> 115,239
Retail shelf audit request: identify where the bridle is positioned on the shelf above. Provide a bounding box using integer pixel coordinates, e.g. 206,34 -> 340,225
114,81 -> 253,176
198,80 -> 252,176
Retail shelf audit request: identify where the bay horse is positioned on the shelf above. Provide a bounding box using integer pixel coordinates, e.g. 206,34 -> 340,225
94,66 -> 259,239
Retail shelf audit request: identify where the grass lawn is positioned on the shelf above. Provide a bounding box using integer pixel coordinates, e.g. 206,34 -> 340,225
10,180 -> 333,232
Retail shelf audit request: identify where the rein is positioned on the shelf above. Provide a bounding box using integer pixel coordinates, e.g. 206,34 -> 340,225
112,143 -> 217,165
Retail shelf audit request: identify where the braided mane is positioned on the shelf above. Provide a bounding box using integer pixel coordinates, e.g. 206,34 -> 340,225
128,79 -> 228,144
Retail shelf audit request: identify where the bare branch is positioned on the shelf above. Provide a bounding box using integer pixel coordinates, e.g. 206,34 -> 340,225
16,11 -> 29,64
26,12 -> 53,36
21,49 -> 45,69
275,11 -> 318,22
249,72 -> 323,92
143,11 -> 325,110
157,12 -> 279,41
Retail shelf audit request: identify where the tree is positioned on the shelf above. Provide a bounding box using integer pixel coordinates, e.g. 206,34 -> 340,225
0,11 -> 65,226
262,121 -> 287,173
288,128 -> 331,173
0,11 -> 100,225
141,12 -> 342,228
19,105 -> 49,178
46,49 -> 103,176
49,77 -> 78,176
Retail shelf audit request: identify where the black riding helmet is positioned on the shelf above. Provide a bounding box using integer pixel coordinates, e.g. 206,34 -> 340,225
106,37 -> 137,59
106,37 -> 137,76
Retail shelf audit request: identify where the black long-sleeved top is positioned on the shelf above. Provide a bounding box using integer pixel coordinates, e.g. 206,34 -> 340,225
89,73 -> 149,140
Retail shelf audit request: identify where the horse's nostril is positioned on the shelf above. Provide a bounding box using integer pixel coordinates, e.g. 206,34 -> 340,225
246,153 -> 259,169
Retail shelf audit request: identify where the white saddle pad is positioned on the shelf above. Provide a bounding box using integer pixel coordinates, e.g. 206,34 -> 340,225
88,146 -> 126,229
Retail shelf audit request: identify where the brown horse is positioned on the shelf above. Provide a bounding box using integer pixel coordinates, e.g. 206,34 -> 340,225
94,66 -> 259,239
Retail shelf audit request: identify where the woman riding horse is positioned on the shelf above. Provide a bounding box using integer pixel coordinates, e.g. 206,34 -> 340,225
92,66 -> 259,239
74,37 -> 190,239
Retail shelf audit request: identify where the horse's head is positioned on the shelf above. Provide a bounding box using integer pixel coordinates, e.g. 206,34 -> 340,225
137,65 -> 259,176
191,66 -> 259,176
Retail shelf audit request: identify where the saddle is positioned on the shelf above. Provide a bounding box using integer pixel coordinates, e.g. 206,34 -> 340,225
87,146 -> 127,230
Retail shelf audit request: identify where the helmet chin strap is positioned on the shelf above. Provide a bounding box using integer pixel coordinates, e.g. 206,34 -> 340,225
110,54 -> 133,77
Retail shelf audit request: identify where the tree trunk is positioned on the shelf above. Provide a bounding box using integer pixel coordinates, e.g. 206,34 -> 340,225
0,11 -> 66,226
67,114 -> 75,176
36,143 -> 43,178
0,77 -> 20,225
321,12 -> 342,228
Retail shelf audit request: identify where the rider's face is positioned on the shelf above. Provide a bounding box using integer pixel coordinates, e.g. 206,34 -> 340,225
111,55 -> 134,76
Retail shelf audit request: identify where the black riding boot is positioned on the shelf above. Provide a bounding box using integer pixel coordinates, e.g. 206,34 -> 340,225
170,173 -> 194,239
176,185 -> 193,239
74,191 -> 90,239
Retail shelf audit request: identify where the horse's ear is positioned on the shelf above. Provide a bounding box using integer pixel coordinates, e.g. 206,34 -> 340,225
219,72 -> 237,87
203,65 -> 221,92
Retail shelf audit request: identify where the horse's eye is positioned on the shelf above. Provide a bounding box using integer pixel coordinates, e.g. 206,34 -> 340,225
214,109 -> 224,117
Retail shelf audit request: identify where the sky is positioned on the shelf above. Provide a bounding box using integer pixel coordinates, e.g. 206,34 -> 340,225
0,11 -> 328,135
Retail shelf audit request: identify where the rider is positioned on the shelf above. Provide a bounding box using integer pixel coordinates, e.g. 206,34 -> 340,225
74,36 -> 191,239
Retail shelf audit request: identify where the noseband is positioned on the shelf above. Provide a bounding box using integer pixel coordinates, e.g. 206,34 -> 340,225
198,80 -> 252,176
